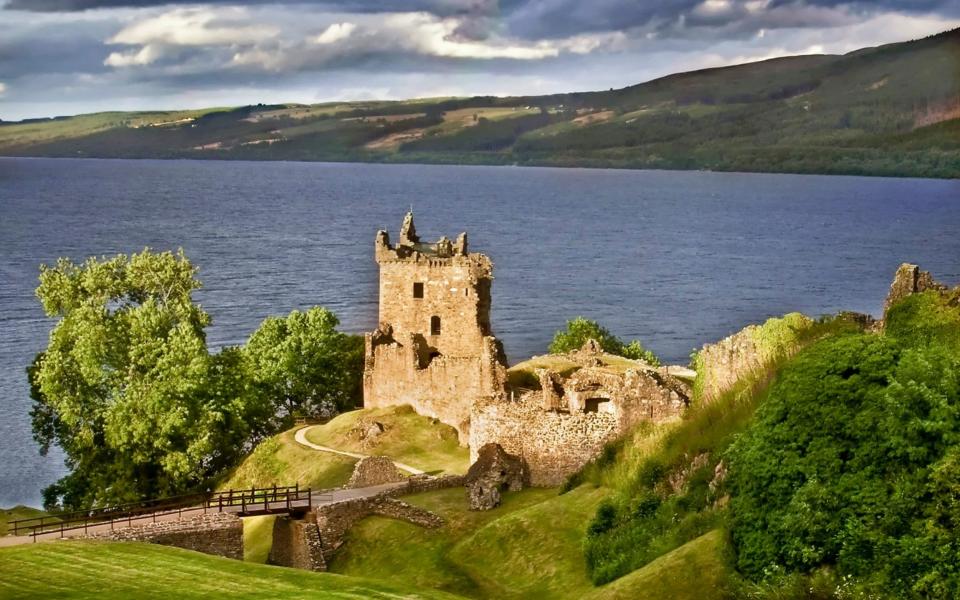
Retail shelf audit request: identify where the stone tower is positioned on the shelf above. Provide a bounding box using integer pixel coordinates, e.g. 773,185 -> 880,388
363,212 -> 507,443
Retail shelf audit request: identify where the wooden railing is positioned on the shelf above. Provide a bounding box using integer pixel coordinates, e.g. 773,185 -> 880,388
9,484 -> 320,541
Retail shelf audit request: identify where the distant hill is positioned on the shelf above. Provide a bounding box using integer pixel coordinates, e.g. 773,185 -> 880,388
2,28 -> 958,178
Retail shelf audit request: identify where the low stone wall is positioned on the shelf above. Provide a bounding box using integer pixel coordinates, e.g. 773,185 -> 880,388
88,511 -> 242,560
268,516 -> 326,571
314,495 -> 444,561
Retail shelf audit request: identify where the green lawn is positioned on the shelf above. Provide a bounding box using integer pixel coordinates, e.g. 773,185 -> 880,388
304,406 -> 469,475
220,428 -> 357,492
0,540 -> 462,599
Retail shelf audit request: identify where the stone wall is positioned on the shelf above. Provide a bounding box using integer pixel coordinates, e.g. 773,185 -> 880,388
470,393 -> 620,486
882,262 -> 948,322
313,495 -> 444,562
347,456 -> 404,488
89,511 -> 242,560
695,314 -> 813,405
471,346 -> 688,487
268,516 -> 326,571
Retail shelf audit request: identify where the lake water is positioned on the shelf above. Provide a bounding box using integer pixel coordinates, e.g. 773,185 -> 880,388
1,157 -> 958,508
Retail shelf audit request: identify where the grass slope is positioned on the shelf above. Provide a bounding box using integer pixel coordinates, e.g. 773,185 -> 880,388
304,406 -> 470,475
2,29 -> 957,178
0,540 -> 462,599
328,487 -> 557,597
585,529 -> 733,600
220,427 -> 357,491
0,506 -> 47,536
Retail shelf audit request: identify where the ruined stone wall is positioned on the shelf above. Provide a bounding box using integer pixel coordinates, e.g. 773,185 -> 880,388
470,394 -> 619,487
882,263 -> 948,322
89,511 -> 242,560
347,456 -> 404,488
378,258 -> 491,356
313,496 -> 443,562
364,332 -> 506,443
268,516 -> 326,571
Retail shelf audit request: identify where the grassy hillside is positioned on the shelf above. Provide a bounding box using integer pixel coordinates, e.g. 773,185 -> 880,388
0,540 -> 462,599
220,427 -> 357,491
0,506 -> 47,536
2,28 -> 957,178
223,405 -> 469,492
303,406 -> 470,475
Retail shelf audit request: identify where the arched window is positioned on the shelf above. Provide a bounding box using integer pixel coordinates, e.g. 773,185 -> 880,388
430,316 -> 441,336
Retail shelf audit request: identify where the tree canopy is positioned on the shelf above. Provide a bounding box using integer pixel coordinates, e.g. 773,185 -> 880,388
549,317 -> 660,366
728,291 -> 960,597
242,306 -> 364,423
29,249 -> 273,509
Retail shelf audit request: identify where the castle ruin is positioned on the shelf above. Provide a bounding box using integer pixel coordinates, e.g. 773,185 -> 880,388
362,212 -> 508,443
363,213 -> 689,483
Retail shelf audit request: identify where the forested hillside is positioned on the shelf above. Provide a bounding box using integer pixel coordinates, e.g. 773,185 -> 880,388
1,28 -> 958,178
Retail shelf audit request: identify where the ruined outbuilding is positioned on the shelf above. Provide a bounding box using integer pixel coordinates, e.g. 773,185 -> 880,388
363,212 -> 508,444
470,340 -> 690,486
463,443 -> 526,510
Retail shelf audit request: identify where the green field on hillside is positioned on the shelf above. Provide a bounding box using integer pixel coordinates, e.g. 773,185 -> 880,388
220,427 -> 357,491
0,540 -> 461,599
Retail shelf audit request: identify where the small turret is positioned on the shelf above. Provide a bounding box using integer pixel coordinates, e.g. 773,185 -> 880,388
399,211 -> 419,247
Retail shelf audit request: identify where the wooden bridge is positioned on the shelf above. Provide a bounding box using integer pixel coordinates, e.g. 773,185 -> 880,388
8,484 -> 326,542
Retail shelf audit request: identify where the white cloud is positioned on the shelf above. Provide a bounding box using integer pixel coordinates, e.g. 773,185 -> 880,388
314,22 -> 357,45
0,82 -> 7,97
104,44 -> 164,67
108,7 -> 278,47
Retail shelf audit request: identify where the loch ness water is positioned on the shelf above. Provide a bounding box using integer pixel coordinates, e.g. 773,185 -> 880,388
1,157 -> 958,507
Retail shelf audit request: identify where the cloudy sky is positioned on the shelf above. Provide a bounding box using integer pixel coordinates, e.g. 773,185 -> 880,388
1,0 -> 958,120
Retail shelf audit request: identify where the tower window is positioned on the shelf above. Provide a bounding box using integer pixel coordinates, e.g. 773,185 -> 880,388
413,282 -> 424,298
430,316 -> 441,336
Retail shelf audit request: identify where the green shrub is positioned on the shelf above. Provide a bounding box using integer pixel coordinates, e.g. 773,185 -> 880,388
549,317 -> 660,366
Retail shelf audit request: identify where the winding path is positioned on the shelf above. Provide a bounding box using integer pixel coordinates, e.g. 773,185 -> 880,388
293,426 -> 425,475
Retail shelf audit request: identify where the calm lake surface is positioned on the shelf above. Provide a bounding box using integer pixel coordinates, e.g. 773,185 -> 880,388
1,157 -> 958,507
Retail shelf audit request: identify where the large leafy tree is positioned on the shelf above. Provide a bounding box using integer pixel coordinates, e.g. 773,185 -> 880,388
30,249 -> 270,510
549,316 -> 660,366
243,306 -> 363,424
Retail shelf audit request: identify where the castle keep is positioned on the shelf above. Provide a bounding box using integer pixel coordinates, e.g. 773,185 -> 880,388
363,213 -> 689,483
363,213 -> 508,443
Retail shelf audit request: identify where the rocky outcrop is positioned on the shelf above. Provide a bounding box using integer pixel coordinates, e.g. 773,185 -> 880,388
464,443 -> 526,510
347,456 -> 404,488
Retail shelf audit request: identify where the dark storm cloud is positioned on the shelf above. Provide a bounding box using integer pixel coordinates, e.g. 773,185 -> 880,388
3,0 -> 498,13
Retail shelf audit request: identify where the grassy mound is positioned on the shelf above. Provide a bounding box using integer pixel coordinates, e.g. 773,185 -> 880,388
328,487 -> 556,596
448,486 -> 608,599
586,529 -> 733,600
0,506 -> 47,536
0,540 -> 462,599
304,406 -> 469,475
220,427 -> 357,491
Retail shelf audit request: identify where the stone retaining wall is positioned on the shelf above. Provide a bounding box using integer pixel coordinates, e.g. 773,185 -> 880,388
88,511 -> 242,560
268,516 -> 326,571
